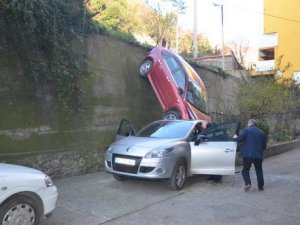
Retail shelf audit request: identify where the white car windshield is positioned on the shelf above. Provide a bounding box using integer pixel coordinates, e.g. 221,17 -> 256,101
136,121 -> 193,138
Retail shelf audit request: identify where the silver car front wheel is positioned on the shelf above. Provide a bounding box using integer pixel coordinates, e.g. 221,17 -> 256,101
167,159 -> 187,191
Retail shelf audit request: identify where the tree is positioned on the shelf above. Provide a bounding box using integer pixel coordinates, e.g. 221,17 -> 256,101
229,39 -> 249,68
167,0 -> 187,50
273,55 -> 293,82
146,9 -> 177,46
237,77 -> 295,119
178,31 -> 213,57
87,0 -> 148,34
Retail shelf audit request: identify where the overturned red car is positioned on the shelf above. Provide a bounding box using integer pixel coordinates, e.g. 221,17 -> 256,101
140,47 -> 211,121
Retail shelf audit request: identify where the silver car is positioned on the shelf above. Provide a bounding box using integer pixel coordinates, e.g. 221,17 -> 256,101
105,119 -> 239,190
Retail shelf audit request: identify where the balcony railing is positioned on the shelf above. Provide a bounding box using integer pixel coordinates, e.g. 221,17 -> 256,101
255,60 -> 275,72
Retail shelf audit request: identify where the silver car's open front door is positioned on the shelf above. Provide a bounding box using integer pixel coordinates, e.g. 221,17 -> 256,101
190,121 -> 240,175
115,119 -> 136,141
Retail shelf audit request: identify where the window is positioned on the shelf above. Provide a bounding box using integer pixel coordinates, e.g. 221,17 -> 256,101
202,121 -> 239,142
172,69 -> 186,92
259,48 -> 274,61
165,56 -> 180,73
187,79 -> 208,113
118,119 -> 135,136
163,53 -> 187,92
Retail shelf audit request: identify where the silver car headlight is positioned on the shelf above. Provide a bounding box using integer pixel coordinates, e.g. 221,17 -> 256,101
145,145 -> 174,158
44,175 -> 53,187
107,145 -> 114,153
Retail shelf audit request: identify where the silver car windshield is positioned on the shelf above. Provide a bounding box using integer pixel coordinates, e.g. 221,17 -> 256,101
136,121 -> 193,138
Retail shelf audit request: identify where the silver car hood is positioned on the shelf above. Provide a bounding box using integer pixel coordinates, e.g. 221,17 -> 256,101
112,136 -> 182,156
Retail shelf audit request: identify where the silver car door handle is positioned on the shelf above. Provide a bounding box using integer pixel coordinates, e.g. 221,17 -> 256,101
158,60 -> 162,65
167,77 -> 170,81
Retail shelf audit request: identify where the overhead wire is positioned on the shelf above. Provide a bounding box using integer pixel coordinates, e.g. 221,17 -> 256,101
225,2 -> 300,24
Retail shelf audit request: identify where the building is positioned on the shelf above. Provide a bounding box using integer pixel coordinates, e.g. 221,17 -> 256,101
195,51 -> 242,71
250,0 -> 300,84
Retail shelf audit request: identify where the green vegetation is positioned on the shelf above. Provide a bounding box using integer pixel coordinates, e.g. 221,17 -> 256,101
237,77 -> 297,142
87,0 -> 214,53
0,0 -> 100,109
237,77 -> 295,119
179,32 -> 214,58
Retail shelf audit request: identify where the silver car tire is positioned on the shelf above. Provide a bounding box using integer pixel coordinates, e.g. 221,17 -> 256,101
167,159 -> 187,191
139,60 -> 153,77
0,196 -> 41,225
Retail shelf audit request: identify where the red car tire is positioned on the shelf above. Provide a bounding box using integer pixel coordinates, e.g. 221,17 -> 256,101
139,59 -> 153,77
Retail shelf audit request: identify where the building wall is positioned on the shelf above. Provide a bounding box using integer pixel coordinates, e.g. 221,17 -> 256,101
264,0 -> 300,80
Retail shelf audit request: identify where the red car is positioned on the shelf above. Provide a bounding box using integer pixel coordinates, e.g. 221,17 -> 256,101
140,47 -> 211,121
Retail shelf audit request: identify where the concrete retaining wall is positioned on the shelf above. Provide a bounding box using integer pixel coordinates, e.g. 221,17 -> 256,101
0,35 -> 243,178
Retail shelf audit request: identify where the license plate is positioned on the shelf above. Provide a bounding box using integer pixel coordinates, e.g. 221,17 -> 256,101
115,157 -> 135,166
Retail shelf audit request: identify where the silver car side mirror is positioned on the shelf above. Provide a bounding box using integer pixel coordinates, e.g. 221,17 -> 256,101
194,134 -> 208,146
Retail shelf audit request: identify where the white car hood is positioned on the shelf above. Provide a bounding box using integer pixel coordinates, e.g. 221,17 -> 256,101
111,136 -> 182,156
0,163 -> 44,177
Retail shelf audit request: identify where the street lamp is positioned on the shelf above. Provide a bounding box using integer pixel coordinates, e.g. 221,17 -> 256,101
213,3 -> 225,70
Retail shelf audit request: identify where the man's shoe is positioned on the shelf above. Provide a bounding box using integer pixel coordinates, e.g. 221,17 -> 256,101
244,184 -> 251,191
259,187 -> 264,191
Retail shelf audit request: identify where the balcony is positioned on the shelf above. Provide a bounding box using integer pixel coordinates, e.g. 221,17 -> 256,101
256,60 -> 275,72
258,33 -> 278,49
249,60 -> 275,77
249,33 -> 278,77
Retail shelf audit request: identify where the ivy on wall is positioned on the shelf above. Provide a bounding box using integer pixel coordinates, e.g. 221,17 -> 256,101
0,0 -> 102,109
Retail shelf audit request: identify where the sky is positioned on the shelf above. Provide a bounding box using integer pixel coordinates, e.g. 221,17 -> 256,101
145,0 -> 264,64
179,0 -> 264,48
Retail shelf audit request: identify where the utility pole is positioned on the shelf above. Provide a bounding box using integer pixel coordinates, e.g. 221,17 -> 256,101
221,4 -> 225,70
176,13 -> 179,52
193,0 -> 198,59
213,3 -> 225,70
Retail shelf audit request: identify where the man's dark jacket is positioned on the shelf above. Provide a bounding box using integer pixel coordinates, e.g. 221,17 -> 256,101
234,125 -> 267,159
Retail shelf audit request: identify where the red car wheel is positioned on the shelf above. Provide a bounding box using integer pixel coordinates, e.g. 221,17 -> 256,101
140,59 -> 153,77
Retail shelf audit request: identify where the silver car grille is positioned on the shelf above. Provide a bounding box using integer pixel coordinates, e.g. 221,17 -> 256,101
112,154 -> 142,174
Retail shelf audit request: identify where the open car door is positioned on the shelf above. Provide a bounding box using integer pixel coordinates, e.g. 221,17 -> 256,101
190,121 -> 240,175
115,119 -> 136,141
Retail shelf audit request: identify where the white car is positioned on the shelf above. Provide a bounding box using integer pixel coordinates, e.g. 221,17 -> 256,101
0,163 -> 58,225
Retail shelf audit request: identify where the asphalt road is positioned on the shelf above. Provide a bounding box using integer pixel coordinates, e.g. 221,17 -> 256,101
42,147 -> 300,225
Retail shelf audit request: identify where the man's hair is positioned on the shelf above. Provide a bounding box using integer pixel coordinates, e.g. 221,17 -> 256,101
248,119 -> 257,125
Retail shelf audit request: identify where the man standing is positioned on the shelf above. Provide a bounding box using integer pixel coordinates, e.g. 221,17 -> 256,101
233,119 -> 267,191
